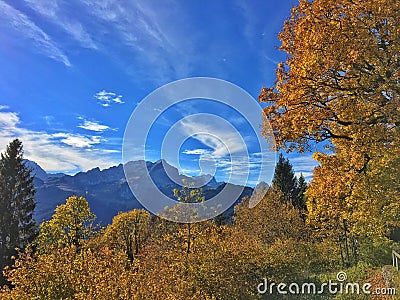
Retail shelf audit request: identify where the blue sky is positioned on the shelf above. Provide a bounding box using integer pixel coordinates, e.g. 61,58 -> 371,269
0,0 -> 319,185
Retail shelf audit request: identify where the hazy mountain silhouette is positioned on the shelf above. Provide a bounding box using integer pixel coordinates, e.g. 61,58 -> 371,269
28,160 -> 253,225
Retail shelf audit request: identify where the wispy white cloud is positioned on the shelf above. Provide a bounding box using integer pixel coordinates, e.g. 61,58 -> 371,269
24,0 -> 58,17
0,111 -> 119,172
0,111 -> 19,128
234,0 -> 283,70
190,151 -> 274,186
94,90 -> 124,107
56,20 -> 97,49
179,168 -> 200,176
81,0 -> 195,83
264,54 -> 279,65
287,154 -> 320,181
23,0 -> 97,49
182,149 -> 212,156
174,115 -> 275,185
234,0 -> 255,45
98,149 -> 120,154
0,105 -> 10,110
0,0 -> 70,66
179,118 -> 246,158
200,153 -> 271,174
77,118 -> 112,132
51,132 -> 102,148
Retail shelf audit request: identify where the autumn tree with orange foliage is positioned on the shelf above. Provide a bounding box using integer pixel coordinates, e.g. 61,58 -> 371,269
260,0 -> 400,266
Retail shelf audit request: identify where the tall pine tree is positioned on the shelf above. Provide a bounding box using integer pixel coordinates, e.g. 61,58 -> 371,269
295,173 -> 308,215
271,153 -> 298,205
0,139 -> 37,285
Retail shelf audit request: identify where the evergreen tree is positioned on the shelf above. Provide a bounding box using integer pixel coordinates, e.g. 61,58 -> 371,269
0,139 -> 37,285
271,153 -> 298,205
295,173 -> 308,212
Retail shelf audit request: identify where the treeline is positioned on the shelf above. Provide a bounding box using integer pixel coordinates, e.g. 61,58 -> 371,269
0,189 -> 335,299
0,139 -> 396,299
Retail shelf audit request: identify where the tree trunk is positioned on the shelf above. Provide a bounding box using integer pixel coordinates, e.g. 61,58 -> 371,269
186,223 -> 191,259
343,219 -> 350,267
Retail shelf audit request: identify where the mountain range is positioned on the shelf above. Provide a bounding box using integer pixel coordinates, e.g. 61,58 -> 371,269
26,160 -> 253,225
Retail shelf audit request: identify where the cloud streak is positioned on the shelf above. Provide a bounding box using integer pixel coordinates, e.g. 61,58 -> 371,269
175,116 -> 276,186
0,111 -> 119,173
81,0 -> 195,83
51,133 -> 102,148
182,149 -> 211,156
23,0 -> 97,49
0,0 -> 70,66
287,154 -> 320,181
179,118 -> 247,158
77,118 -> 113,132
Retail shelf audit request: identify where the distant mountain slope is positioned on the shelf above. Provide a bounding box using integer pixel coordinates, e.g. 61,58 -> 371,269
24,159 -> 65,181
31,160 -> 252,225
